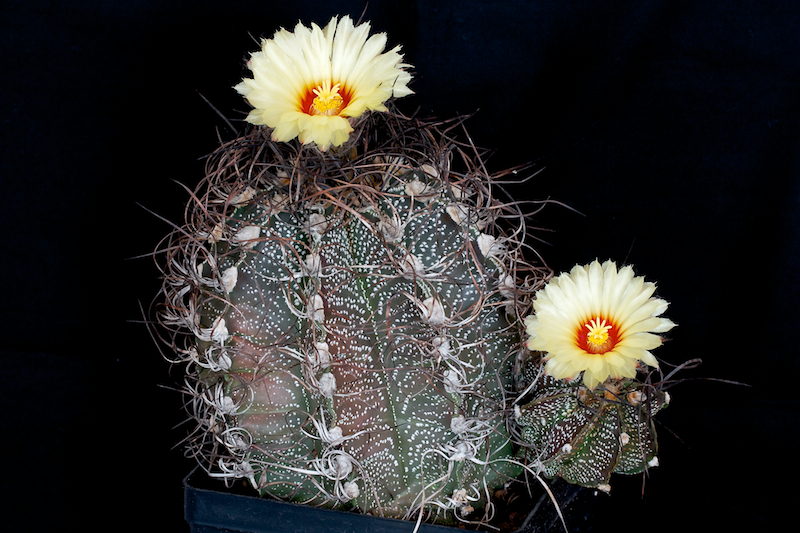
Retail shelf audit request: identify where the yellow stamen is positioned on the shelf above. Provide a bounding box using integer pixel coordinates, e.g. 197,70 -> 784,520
585,318 -> 611,347
310,81 -> 344,116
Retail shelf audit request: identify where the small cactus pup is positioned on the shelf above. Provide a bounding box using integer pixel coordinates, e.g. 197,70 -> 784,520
155,15 -> 548,527
513,260 -> 676,490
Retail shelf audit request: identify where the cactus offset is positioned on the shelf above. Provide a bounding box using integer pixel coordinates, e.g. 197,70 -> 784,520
157,111 -> 547,524
513,353 -> 668,489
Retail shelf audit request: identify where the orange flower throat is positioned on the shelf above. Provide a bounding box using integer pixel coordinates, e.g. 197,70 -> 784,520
578,317 -> 619,354
302,80 -> 351,116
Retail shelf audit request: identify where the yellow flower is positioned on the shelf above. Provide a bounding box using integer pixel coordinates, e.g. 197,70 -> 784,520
524,260 -> 675,389
234,16 -> 413,151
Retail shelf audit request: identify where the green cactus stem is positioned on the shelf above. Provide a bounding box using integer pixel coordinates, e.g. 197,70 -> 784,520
156,110 -> 548,526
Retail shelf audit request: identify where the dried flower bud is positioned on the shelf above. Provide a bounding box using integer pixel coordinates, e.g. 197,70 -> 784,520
309,294 -> 325,323
221,266 -> 238,293
232,225 -> 261,248
421,296 -> 446,325
319,372 -> 336,398
343,481 -> 360,500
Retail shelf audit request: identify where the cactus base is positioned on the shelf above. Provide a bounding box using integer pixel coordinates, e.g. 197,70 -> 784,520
184,466 -> 598,533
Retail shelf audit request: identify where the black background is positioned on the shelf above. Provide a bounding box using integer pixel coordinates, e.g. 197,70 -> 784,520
2,1 -> 797,531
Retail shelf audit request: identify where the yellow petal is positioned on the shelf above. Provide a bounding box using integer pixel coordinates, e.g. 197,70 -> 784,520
618,332 -> 662,350
235,15 -> 412,149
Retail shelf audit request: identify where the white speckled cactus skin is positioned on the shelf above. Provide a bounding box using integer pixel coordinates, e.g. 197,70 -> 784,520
158,112 -> 544,525
512,353 -> 669,490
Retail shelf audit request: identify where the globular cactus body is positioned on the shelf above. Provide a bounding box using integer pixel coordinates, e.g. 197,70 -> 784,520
160,114 -> 541,524
513,358 -> 668,489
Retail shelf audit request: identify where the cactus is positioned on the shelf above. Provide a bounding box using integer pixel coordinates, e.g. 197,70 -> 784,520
512,352 -> 668,490
155,15 -> 678,529
157,110 -> 548,525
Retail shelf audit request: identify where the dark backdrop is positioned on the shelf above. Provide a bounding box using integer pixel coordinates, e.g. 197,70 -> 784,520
2,1 -> 797,531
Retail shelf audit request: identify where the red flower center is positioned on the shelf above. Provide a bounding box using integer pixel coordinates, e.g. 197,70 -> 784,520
301,81 -> 353,116
577,317 -> 620,354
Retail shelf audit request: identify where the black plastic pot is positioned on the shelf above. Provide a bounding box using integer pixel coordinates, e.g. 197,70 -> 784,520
184,467 -> 596,533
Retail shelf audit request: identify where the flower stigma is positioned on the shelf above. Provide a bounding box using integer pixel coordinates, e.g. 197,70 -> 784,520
309,81 -> 346,116
581,317 -> 617,354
